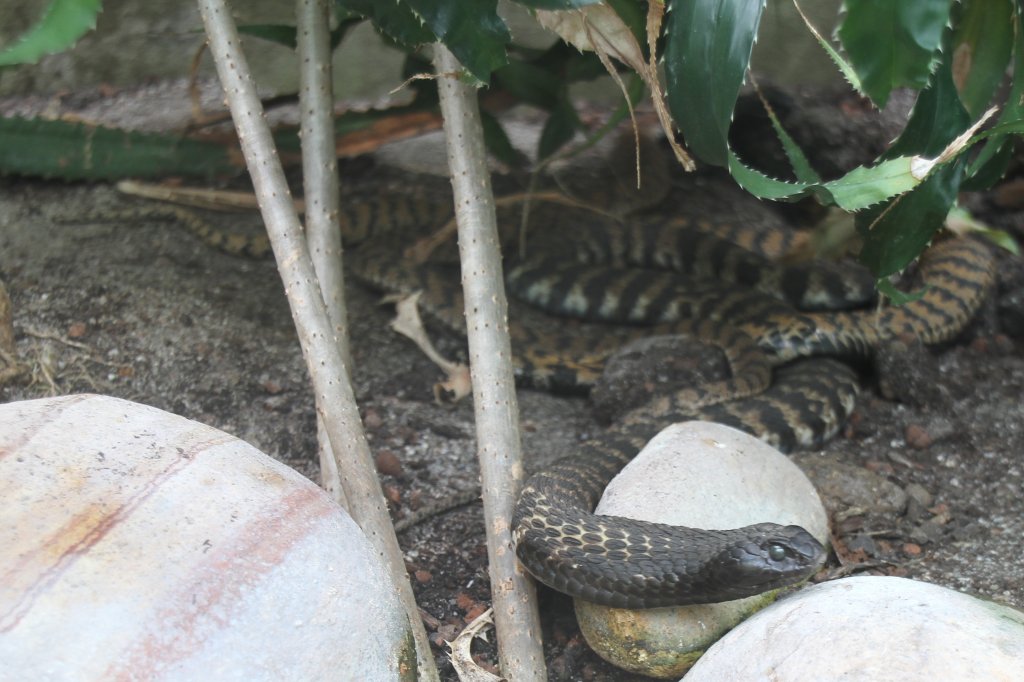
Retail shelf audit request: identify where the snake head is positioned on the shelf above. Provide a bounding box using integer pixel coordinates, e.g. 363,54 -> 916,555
714,523 -> 826,597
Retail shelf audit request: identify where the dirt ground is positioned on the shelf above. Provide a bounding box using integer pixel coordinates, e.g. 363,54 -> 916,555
2,83 -> 1024,680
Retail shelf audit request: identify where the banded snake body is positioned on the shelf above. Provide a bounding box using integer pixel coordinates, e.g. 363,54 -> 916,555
110,185 -> 997,609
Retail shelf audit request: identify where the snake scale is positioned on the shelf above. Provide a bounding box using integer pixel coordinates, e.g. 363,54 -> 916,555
113,183 -> 996,608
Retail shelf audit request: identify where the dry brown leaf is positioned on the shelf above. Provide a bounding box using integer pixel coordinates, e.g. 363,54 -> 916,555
536,4 -> 694,171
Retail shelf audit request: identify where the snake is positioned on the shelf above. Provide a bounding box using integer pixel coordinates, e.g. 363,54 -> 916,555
97,185 -> 997,608
510,235 -> 995,608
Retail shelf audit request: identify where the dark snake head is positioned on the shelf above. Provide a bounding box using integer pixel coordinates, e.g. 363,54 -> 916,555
703,523 -> 826,599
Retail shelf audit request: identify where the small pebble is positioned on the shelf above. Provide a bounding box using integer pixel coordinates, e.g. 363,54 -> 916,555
905,423 -> 932,449
844,533 -> 877,556
375,449 -> 403,477
383,482 -> 401,505
909,519 -> 946,545
904,483 -> 933,507
363,408 -> 383,430
67,321 -> 87,338
260,379 -> 284,394
408,488 -> 423,510
455,592 -> 475,611
864,459 -> 896,475
263,395 -> 291,413
903,542 -> 922,556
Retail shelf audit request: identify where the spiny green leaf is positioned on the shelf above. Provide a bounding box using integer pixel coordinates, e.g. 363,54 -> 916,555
876,279 -> 926,306
792,0 -> 862,94
0,0 -> 102,66
335,0 -> 434,50
665,0 -> 766,166
857,160 -> 963,278
964,0 -> 1024,188
980,229 -> 1021,256
883,43 -> 972,160
727,151 -> 920,211
759,92 -> 821,185
951,0 -> 1014,118
403,0 -> 511,84
857,52 -> 969,277
837,0 -> 953,109
821,157 -> 919,209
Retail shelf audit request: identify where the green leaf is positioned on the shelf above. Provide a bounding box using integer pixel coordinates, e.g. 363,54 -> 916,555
837,0 -> 953,108
727,152 -> 808,200
335,0 -> 434,49
964,0 -> 1024,188
981,229 -> 1021,256
403,0 -> 511,84
727,151 -> 920,211
876,278 -> 926,306
951,0 -> 1015,118
664,0 -> 766,166
821,157 -> 919,209
857,48 -> 971,277
963,141 -> 1013,191
857,160 -> 963,278
760,95 -> 821,184
792,0 -> 863,94
0,116 -> 239,181
0,0 -> 102,66
884,48 -> 972,160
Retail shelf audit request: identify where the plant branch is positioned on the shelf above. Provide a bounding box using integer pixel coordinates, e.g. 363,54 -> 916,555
296,0 -> 347,505
432,44 -> 546,680
195,1 -> 438,677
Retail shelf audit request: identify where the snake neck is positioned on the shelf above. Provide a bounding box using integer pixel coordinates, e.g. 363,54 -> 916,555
513,485 -> 827,609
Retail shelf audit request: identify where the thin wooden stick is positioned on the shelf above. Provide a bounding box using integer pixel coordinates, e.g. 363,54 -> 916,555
433,44 -> 547,680
195,1 -> 438,677
296,0 -> 348,506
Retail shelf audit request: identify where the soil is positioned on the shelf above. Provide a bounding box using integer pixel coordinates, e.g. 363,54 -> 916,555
2,82 -> 1023,681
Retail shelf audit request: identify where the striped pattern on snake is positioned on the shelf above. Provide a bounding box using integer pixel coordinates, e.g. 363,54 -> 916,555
122,191 -> 871,394
512,235 -> 995,608
94,190 -> 995,607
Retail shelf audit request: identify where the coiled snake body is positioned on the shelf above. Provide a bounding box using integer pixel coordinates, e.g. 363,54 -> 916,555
118,187 -> 996,609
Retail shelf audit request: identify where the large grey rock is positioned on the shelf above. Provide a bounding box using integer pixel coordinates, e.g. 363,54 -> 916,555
686,576 -> 1024,681
574,421 -> 828,679
0,395 -> 414,681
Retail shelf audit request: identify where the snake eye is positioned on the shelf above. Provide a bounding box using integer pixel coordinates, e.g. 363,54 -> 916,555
768,543 -> 788,562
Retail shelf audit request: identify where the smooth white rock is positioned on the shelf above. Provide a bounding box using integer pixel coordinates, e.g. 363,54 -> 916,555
0,395 -> 414,681
574,420 -> 828,679
686,576 -> 1024,681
